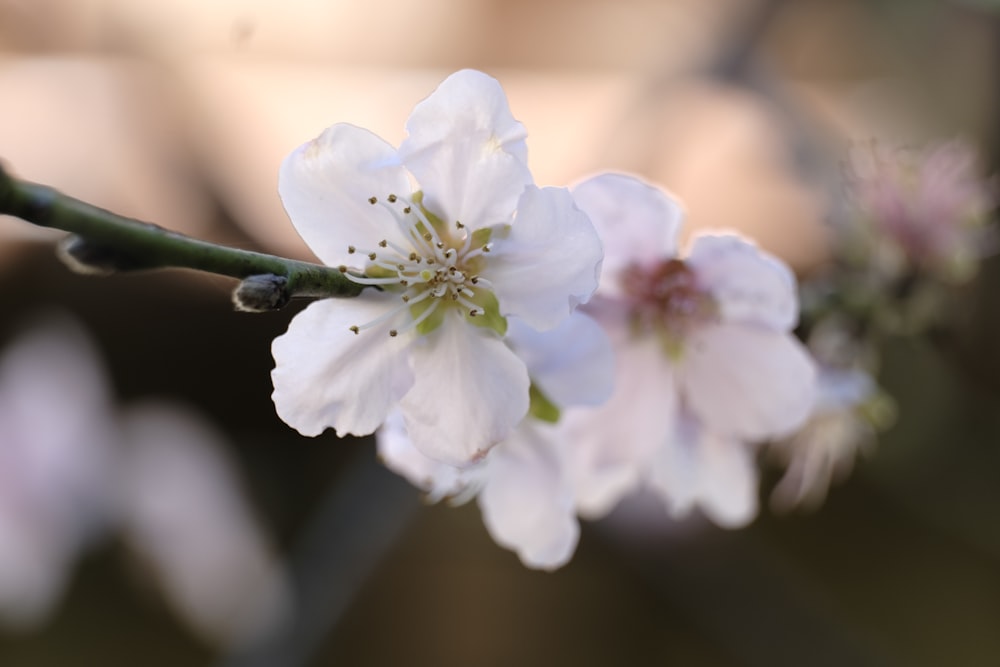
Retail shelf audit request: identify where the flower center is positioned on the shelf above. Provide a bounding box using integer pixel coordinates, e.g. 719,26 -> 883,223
620,259 -> 717,353
339,192 -> 505,337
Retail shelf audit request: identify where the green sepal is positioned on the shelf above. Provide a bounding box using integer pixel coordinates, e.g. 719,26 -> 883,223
465,290 -> 507,336
412,299 -> 446,336
528,384 -> 561,423
470,226 -> 493,249
365,264 -> 396,280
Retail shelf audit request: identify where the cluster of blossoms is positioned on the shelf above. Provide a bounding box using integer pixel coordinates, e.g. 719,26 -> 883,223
272,70 -> 824,569
766,140 -> 995,510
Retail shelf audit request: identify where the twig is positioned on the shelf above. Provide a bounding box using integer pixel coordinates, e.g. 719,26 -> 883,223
0,162 -> 364,310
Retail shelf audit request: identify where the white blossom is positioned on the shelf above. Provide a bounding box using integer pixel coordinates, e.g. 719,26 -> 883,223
565,173 -> 816,526
272,69 -> 602,466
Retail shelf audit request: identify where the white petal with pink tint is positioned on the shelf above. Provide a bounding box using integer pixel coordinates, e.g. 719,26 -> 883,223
271,295 -> 415,438
399,312 -> 530,466
681,322 -> 816,440
686,233 -> 798,331
478,423 -> 579,570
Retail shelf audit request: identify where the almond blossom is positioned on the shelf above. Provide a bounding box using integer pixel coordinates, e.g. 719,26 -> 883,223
377,311 -> 614,570
272,69 -> 603,466
565,173 -> 816,526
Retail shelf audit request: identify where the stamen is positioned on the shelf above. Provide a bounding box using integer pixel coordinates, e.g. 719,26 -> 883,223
351,299 -> 411,332
349,325 -> 360,334
456,295 -> 480,312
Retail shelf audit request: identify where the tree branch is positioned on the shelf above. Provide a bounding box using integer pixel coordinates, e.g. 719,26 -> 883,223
0,161 -> 364,310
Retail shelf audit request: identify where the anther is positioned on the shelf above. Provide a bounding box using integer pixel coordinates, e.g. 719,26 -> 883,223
483,243 -> 493,253
409,252 -> 418,261
436,241 -> 445,249
368,252 -> 377,261
388,194 -> 398,203
338,265 -> 348,273
378,240 -> 388,248
470,275 -> 479,284
402,295 -> 410,302
403,206 -> 411,214
468,309 -> 478,317
400,279 -> 409,286
368,197 -> 377,205
349,325 -> 360,334
389,329 -> 398,337
456,221 -> 465,229
423,233 -> 433,242
397,264 -> 406,271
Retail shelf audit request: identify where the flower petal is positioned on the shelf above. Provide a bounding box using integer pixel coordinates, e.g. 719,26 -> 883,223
118,404 -> 289,647
489,185 -> 603,330
478,423 -> 579,570
399,312 -> 529,465
279,123 -> 412,267
685,233 -> 798,331
559,319 -> 679,517
648,415 -> 758,528
681,323 -> 816,441
507,311 -> 614,408
398,70 -> 531,229
572,173 -> 683,296
271,296 -> 415,438
376,411 -> 468,503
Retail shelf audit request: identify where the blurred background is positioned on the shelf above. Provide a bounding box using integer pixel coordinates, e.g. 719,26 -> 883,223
1,0 -> 999,664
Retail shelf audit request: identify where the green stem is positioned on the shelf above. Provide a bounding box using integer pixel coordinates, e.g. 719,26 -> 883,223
0,162 -> 363,309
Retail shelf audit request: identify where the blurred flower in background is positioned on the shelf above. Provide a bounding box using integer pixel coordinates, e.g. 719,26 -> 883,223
0,316 -> 288,648
847,140 -> 994,283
